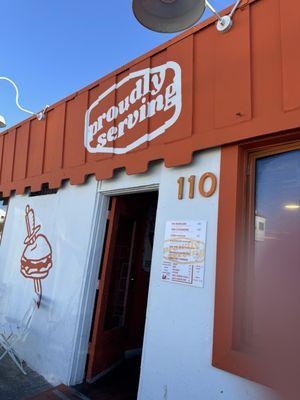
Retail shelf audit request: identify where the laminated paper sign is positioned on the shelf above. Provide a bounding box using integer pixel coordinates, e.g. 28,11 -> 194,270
161,221 -> 207,288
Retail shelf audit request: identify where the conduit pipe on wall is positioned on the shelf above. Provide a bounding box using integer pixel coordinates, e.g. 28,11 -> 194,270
0,76 -> 48,129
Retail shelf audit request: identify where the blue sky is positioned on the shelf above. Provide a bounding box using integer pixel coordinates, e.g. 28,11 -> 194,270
0,0 -> 233,129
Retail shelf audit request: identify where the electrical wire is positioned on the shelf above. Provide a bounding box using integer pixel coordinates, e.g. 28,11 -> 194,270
0,76 -> 35,116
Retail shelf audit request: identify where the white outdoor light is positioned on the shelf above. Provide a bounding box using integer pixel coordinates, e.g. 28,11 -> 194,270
0,76 -> 48,129
132,0 -> 242,33
0,115 -> 6,129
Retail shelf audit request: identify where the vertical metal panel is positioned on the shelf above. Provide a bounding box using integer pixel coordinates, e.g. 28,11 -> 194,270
193,25 -> 215,135
116,59 -> 151,154
27,118 -> 46,178
214,7 -> 252,128
86,77 -> 116,164
250,0 -> 282,117
13,122 -> 30,181
165,35 -> 193,144
63,91 -> 88,169
148,49 -> 167,147
1,130 -> 16,184
280,0 -> 300,111
44,103 -> 66,173
149,36 -> 193,149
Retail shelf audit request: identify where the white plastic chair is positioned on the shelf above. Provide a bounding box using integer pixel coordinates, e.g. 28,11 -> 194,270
0,296 -> 39,374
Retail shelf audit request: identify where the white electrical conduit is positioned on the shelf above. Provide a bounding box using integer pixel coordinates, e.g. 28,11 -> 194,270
0,76 -> 35,116
0,76 -> 48,122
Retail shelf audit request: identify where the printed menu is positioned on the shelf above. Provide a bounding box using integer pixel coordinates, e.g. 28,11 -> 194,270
161,221 -> 207,288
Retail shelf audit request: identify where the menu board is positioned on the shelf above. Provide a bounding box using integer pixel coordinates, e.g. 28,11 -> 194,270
161,221 -> 207,288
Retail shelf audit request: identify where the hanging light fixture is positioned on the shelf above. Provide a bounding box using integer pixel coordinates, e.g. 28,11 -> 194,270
132,0 -> 206,33
132,0 -> 242,33
0,76 -> 48,129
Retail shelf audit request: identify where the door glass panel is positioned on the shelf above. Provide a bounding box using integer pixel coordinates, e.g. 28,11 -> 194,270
104,215 -> 135,330
251,148 -> 300,348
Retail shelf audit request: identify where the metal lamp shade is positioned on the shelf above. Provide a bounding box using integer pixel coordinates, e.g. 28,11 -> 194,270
0,115 -> 6,129
132,0 -> 206,33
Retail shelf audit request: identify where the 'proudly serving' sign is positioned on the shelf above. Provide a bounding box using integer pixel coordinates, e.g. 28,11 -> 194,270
84,61 -> 182,154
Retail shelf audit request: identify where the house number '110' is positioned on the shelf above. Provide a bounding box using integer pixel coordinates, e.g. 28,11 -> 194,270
177,173 -> 217,200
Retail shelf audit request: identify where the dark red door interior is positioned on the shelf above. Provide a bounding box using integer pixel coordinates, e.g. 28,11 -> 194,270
87,192 -> 157,381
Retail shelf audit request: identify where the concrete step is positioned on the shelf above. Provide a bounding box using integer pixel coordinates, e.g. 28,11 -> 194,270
27,384 -> 90,400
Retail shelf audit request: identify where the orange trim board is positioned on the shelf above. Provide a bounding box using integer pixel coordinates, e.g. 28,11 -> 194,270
1,0 -> 300,198
213,131 -> 300,389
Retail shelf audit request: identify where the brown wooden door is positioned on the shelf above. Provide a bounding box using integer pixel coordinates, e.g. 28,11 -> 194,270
87,196 -> 137,380
124,197 -> 156,351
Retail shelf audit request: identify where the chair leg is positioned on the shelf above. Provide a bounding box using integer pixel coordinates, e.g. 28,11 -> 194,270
0,332 -> 29,375
0,349 -> 8,361
0,336 -> 27,375
7,348 -> 27,375
0,337 -> 12,361
0,338 -> 10,361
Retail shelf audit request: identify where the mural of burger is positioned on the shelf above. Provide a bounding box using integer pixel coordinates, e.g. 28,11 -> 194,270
20,205 -> 53,306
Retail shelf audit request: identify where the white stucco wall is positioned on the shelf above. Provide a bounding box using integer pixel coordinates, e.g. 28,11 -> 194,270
0,179 -> 98,385
98,148 -> 280,400
0,148 -> 281,398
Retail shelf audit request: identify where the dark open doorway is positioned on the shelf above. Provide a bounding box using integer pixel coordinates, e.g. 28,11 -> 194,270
81,191 -> 158,399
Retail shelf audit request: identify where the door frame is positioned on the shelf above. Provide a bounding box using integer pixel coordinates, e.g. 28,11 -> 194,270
68,182 -> 159,385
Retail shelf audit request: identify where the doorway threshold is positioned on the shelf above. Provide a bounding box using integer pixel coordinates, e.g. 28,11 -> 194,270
27,384 -> 90,400
75,356 -> 141,400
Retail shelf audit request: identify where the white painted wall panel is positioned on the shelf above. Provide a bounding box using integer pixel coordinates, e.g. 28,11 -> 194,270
0,149 -> 281,398
134,149 -> 279,400
0,179 -> 98,385
96,149 -> 279,399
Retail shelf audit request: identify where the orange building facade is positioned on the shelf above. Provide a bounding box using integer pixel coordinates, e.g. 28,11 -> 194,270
0,1 -> 299,398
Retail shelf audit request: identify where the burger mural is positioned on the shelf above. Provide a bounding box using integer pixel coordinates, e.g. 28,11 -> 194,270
20,205 -> 53,306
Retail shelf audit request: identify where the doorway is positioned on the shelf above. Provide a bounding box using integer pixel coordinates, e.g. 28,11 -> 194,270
85,191 -> 158,393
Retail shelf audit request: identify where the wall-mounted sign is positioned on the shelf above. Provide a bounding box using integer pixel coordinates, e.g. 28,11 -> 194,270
20,205 -> 53,303
161,220 -> 207,288
177,173 -> 218,200
84,62 -> 182,154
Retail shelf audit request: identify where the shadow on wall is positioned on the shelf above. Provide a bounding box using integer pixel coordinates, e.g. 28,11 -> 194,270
0,203 -> 7,240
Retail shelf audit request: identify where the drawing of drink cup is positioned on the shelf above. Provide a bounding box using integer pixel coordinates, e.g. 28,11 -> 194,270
20,205 -> 53,305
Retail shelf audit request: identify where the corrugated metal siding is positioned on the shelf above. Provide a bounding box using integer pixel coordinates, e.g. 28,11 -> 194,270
280,0 -> 300,111
1,0 -> 300,197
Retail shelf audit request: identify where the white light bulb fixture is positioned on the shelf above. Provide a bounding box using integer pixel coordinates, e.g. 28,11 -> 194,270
0,76 -> 49,129
132,0 -> 243,34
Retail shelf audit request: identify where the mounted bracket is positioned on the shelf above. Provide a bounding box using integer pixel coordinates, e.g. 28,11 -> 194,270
206,0 -> 242,32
